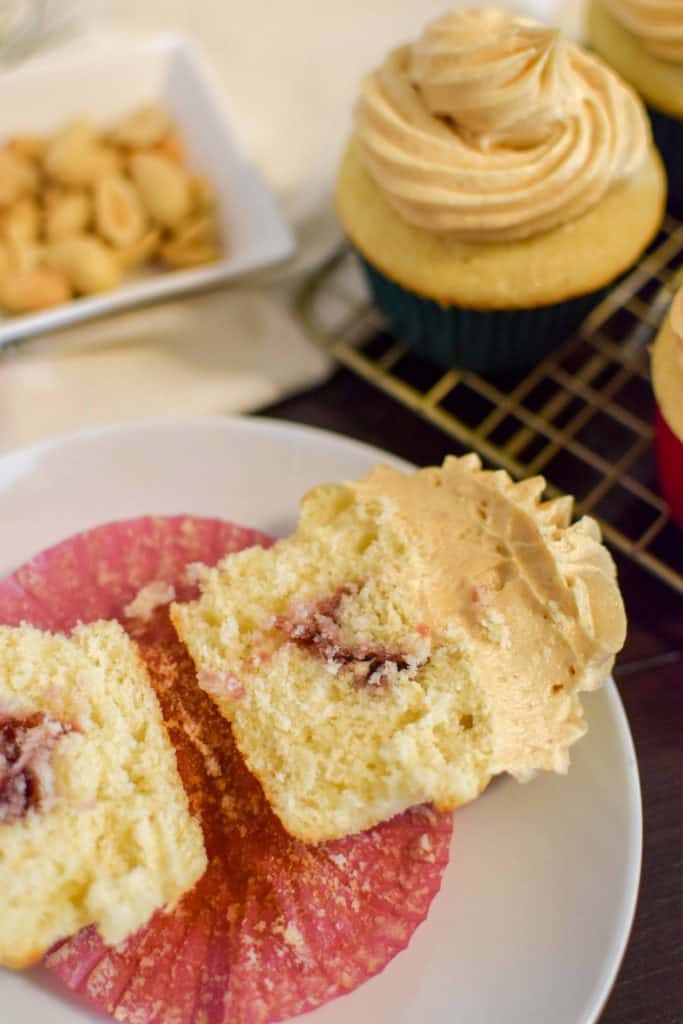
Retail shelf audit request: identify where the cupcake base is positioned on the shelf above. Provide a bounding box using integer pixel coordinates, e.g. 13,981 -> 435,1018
337,140 -> 664,375
359,255 -> 606,374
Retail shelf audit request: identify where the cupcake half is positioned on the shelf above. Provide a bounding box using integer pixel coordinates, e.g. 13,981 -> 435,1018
0,619 -> 206,968
651,287 -> 683,527
587,0 -> 683,215
173,455 -> 626,844
337,8 -> 666,373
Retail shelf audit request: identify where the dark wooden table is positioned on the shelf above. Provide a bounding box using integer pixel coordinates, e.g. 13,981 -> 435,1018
261,366 -> 683,1024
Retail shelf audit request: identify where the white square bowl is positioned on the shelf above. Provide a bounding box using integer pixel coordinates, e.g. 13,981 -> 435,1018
0,31 -> 296,347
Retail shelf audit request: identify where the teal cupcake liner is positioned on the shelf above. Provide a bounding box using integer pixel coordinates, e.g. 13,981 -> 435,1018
357,254 -> 607,375
648,106 -> 683,216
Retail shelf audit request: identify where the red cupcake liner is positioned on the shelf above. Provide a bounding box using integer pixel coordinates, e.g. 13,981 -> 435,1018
0,515 -> 453,1024
655,408 -> 683,528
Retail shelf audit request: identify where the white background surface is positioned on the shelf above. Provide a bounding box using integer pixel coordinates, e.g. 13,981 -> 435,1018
0,417 -> 642,1024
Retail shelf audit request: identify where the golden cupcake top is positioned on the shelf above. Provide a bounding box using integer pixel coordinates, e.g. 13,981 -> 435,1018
354,7 -> 650,241
604,0 -> 683,61
652,286 -> 683,440
353,454 -> 627,779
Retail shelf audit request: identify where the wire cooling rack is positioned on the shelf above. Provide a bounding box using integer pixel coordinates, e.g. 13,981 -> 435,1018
296,218 -> 683,596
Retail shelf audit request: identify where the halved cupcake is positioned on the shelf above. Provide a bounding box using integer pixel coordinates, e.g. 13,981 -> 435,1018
172,455 -> 627,844
0,619 -> 206,968
337,8 -> 666,373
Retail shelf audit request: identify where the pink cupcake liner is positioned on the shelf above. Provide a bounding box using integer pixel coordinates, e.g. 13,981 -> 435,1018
0,514 -> 453,1024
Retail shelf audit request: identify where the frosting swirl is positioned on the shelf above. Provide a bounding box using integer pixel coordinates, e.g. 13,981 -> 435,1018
605,0 -> 683,62
355,8 -> 650,241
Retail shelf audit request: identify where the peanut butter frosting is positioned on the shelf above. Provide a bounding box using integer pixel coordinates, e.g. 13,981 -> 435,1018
353,455 -> 627,779
604,0 -> 683,61
652,287 -> 683,440
355,8 -> 650,241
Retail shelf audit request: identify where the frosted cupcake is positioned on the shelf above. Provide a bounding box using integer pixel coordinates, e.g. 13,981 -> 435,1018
651,286 -> 683,526
587,1 -> 683,214
173,455 -> 626,843
336,9 -> 666,373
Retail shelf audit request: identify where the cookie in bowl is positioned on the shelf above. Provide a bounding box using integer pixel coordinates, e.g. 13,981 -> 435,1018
336,8 -> 666,373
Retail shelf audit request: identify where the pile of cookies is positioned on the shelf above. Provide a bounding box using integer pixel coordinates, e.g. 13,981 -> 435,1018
0,105 -> 221,315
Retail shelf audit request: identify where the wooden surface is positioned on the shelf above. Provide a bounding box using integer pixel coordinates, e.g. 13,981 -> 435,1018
261,366 -> 683,1024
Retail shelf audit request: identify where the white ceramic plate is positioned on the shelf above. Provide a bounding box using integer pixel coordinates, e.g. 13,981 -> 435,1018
0,34 -> 295,347
0,416 -> 641,1024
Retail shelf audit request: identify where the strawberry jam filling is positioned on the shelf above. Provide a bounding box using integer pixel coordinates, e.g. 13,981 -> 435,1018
0,711 -> 73,823
277,585 -> 423,689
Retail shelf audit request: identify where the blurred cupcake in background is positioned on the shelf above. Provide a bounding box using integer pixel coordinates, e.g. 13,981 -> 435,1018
587,1 -> 683,215
336,8 -> 666,374
651,286 -> 683,527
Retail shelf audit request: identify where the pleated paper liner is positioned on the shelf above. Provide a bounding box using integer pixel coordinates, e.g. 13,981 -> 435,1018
0,514 -> 453,1024
358,254 -> 608,374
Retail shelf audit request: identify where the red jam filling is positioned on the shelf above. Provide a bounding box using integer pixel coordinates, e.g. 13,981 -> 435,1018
0,711 -> 73,824
277,585 -> 417,689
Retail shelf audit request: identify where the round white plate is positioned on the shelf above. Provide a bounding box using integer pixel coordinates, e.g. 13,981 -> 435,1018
0,416 -> 641,1024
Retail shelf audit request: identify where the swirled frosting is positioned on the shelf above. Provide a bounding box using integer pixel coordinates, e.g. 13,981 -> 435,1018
355,8 -> 650,241
605,0 -> 683,62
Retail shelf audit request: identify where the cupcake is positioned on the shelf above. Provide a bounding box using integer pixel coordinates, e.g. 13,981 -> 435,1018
336,8 -> 666,373
651,287 -> 683,527
587,0 -> 683,214
173,455 -> 626,843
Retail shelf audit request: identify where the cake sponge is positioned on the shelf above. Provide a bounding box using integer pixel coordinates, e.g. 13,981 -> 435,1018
172,455 -> 626,843
0,619 -> 206,968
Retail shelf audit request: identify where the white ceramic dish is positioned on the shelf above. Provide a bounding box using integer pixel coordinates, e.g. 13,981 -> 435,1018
0,416 -> 641,1024
0,34 -> 295,347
